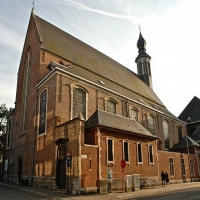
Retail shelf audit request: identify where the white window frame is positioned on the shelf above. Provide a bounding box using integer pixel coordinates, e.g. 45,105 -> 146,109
137,142 -> 143,165
107,137 -> 114,164
169,157 -> 175,176
123,140 -> 130,164
148,144 -> 154,165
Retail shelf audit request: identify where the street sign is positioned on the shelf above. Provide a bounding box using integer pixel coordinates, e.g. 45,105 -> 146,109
121,159 -> 126,168
66,149 -> 72,158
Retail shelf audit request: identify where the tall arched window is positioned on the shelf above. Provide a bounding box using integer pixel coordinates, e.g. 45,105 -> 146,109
20,49 -> 31,132
106,99 -> 116,114
163,120 -> 169,150
148,115 -> 155,135
130,108 -> 138,121
39,90 -> 47,135
73,88 -> 86,119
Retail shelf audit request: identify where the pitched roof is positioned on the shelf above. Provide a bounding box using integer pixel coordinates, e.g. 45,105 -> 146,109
190,126 -> 200,143
85,109 -> 159,139
33,13 -> 165,106
178,96 -> 200,122
172,136 -> 200,149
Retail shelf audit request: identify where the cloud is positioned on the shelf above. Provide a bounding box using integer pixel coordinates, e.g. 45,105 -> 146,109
51,0 -> 140,22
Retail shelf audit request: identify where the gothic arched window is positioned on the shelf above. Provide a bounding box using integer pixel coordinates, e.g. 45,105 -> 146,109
73,88 -> 86,119
39,90 -> 47,135
106,99 -> 116,114
163,120 -> 170,150
148,115 -> 155,135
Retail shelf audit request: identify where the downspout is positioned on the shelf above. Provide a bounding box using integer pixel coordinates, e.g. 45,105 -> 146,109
186,135 -> 192,182
97,127 -> 101,193
78,119 -> 82,195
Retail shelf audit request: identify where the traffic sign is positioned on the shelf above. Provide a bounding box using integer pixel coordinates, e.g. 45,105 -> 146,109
121,159 -> 126,168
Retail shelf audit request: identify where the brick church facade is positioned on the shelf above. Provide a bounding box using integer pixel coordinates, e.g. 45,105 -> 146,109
4,11 -> 200,193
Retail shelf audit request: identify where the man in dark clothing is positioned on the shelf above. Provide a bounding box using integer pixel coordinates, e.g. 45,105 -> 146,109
161,170 -> 166,186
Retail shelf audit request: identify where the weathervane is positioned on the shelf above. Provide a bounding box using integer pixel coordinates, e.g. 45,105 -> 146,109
139,25 -> 141,32
32,0 -> 35,10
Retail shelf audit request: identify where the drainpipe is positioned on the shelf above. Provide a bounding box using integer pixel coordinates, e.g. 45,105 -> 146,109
186,135 -> 192,182
97,127 -> 101,193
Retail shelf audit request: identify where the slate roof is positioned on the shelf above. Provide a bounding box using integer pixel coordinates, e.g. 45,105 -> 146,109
85,109 -> 159,140
172,136 -> 200,149
178,96 -> 200,122
32,12 -> 178,119
190,126 -> 200,143
33,14 -> 163,103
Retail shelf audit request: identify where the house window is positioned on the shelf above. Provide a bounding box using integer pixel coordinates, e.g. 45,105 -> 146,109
39,90 -> 47,135
148,145 -> 154,164
163,120 -> 170,150
181,158 -> 186,176
123,140 -> 129,163
73,88 -> 86,119
148,115 -> 155,135
6,119 -> 12,148
106,99 -> 116,114
107,138 -> 114,163
190,159 -> 195,175
137,142 -> 143,164
178,126 -> 182,142
169,157 -> 174,176
130,108 -> 138,121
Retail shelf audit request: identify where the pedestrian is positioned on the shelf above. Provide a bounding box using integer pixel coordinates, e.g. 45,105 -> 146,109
161,170 -> 166,186
165,171 -> 169,184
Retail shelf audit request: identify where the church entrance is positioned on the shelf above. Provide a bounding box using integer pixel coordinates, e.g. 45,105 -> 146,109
55,138 -> 68,189
18,157 -> 22,184
57,145 -> 66,189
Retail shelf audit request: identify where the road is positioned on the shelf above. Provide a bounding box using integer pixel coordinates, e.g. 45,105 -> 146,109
0,183 -> 66,200
135,187 -> 200,200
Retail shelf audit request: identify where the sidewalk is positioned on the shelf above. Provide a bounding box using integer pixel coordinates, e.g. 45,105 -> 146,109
60,181 -> 200,200
1,181 -> 200,200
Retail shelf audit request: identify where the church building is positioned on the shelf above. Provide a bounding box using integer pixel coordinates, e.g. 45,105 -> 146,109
4,11 -> 199,194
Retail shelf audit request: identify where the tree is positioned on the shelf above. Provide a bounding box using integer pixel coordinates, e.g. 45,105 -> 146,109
0,104 -> 12,150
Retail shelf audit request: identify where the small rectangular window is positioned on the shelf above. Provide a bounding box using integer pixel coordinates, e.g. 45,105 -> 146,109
149,145 -> 154,164
190,159 -> 195,175
137,143 -> 143,164
107,138 -> 114,163
181,158 -> 186,176
169,157 -> 174,176
123,141 -> 129,163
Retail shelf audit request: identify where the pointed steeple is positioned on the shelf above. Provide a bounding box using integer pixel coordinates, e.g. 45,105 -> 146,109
135,31 -> 153,89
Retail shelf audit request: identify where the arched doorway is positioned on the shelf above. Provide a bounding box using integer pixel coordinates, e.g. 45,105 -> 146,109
57,144 -> 66,189
55,138 -> 68,189
18,157 -> 22,184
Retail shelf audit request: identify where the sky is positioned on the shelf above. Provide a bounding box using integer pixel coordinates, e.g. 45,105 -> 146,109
0,0 -> 200,117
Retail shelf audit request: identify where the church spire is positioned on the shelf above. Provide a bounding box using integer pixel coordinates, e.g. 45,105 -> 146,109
135,31 -> 153,89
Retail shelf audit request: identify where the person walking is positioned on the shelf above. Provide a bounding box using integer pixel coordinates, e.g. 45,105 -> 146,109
161,170 -> 166,186
165,171 -> 169,184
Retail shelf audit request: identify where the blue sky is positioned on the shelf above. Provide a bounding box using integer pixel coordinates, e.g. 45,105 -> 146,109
0,0 -> 200,117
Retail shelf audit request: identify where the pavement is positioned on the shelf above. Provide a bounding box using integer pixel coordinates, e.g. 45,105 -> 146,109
1,181 -> 200,200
